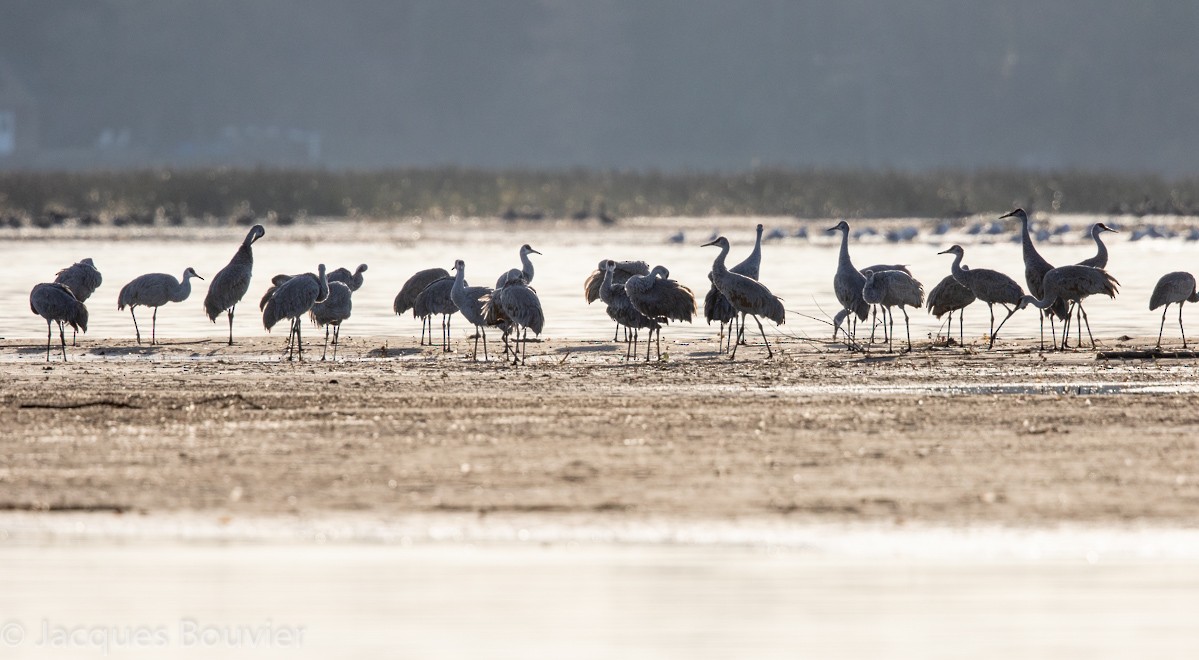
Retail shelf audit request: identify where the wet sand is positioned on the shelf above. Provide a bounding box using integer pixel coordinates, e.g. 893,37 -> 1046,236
3,333 -> 1198,527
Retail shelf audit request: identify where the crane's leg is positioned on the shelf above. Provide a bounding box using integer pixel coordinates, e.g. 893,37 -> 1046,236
613,321 -> 620,342
646,328 -> 653,361
730,316 -> 743,360
445,315 -> 452,352
333,324 -> 341,361
322,325 -> 330,361
72,326 -> 78,346
227,306 -> 236,346
58,320 -> 68,361
958,308 -> 965,346
151,307 -> 158,345
1037,312 -> 1045,351
991,304 -> 1018,349
1180,303 -> 1188,349
482,326 -> 490,362
887,306 -> 895,353
1078,304 -> 1096,349
903,307 -> 912,352
987,304 -> 996,347
130,308 -> 142,345
1158,305 -> 1169,348
44,320 -> 52,362
870,306 -> 878,344
752,314 -> 772,359
656,327 -> 663,360
296,317 -> 304,362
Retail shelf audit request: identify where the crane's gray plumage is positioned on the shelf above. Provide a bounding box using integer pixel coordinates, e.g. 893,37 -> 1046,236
204,224 -> 265,345
624,265 -> 696,361
259,274 -> 293,311
1149,271 -> 1199,348
601,260 -> 659,361
30,282 -> 89,361
1017,264 -> 1119,349
703,236 -> 785,359
327,263 -> 368,291
262,264 -> 328,361
485,268 -> 543,364
308,280 -> 353,360
1077,223 -> 1118,269
938,244 -> 1024,349
394,267 -> 451,346
828,220 -> 870,346
54,258 -> 102,302
413,276 -> 458,352
451,259 -> 496,361
926,273 -> 976,345
117,267 -> 204,345
585,259 -> 648,304
496,244 -> 541,288
862,269 -> 924,352
1003,208 -> 1070,349
53,257 -> 102,345
706,224 -> 765,353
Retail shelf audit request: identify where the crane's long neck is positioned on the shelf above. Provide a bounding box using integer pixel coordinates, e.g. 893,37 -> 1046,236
1091,226 -> 1108,265
948,252 -> 967,281
601,267 -> 616,300
749,227 -> 763,263
837,229 -> 854,270
1019,216 -> 1040,260
520,251 -> 534,283
453,265 -> 466,294
317,267 -> 329,303
711,242 -> 731,275
174,271 -> 194,302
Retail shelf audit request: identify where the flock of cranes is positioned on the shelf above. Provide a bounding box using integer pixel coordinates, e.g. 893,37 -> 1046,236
23,209 -> 1199,363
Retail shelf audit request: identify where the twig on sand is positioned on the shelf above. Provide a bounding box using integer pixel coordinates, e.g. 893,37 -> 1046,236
20,400 -> 140,410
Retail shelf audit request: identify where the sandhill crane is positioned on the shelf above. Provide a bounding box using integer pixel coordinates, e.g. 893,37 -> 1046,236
1078,223 -> 1118,269
327,263 -> 368,291
624,265 -> 696,361
451,260 -> 496,361
486,269 -> 544,365
862,269 -> 924,352
262,264 -> 328,361
1002,208 -> 1070,350
496,244 -> 541,288
117,267 -> 204,345
1149,271 -> 1199,348
705,223 -> 764,352
204,224 -> 265,345
827,220 -> 869,347
859,263 -> 910,344
394,267 -> 451,345
926,274 -> 976,345
1017,265 -> 1119,349
29,282 -> 88,361
308,281 -> 353,360
937,245 -> 1024,349
53,257 -> 102,345
702,236 -> 785,359
600,260 -> 659,360
584,259 -> 649,341
413,276 -> 457,352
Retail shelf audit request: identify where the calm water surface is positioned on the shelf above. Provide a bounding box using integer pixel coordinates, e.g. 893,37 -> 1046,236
2,216 -> 1195,346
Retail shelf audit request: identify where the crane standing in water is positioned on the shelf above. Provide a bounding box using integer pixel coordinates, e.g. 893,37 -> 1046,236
702,236 -> 785,359
204,224 -> 265,345
262,264 -> 329,361
937,245 -> 1024,349
118,267 -> 204,345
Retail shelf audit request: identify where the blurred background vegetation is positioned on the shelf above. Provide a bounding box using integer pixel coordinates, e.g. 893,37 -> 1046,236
1,168 -> 1197,225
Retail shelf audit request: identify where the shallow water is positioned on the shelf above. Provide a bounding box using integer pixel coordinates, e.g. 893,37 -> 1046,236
3,216 -> 1196,346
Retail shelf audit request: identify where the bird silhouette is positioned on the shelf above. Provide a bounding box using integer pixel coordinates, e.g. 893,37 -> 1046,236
600,260 -> 659,361
1077,222 -> 1118,269
412,276 -> 457,352
450,260 -> 496,361
705,223 -> 764,353
862,269 -> 924,352
827,220 -> 869,346
1149,271 -> 1199,348
308,280 -> 353,360
1017,265 -> 1119,349
204,224 -> 265,345
624,265 -> 696,361
118,267 -> 204,345
702,236 -> 785,359
394,267 -> 451,346
30,282 -> 88,361
327,263 -> 368,291
1003,208 -> 1070,350
53,257 -> 102,345
584,259 -> 649,341
937,245 -> 1024,349
262,264 -> 328,361
925,273 -> 976,346
496,244 -> 541,288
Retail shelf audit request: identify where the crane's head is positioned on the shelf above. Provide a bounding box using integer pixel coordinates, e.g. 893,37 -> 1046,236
651,265 -> 670,279
604,259 -> 616,271
826,220 -> 849,234
452,259 -> 465,272
700,236 -> 729,249
520,244 -> 542,256
245,224 -> 266,245
937,245 -> 965,257
80,258 -> 96,267
756,223 -> 764,234
271,274 -> 291,286
317,264 -> 326,276
355,263 -> 369,274
999,208 -> 1028,221
184,266 -> 204,280
1095,222 -> 1118,234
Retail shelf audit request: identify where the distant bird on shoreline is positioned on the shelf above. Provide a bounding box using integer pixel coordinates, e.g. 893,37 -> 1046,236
118,267 -> 204,345
204,224 -> 265,345
30,282 -> 88,361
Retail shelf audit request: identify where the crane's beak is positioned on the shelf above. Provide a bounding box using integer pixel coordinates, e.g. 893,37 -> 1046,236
936,249 -> 953,255
529,248 -> 542,255
998,210 -> 1018,219
194,273 -> 205,280
700,240 -> 718,247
